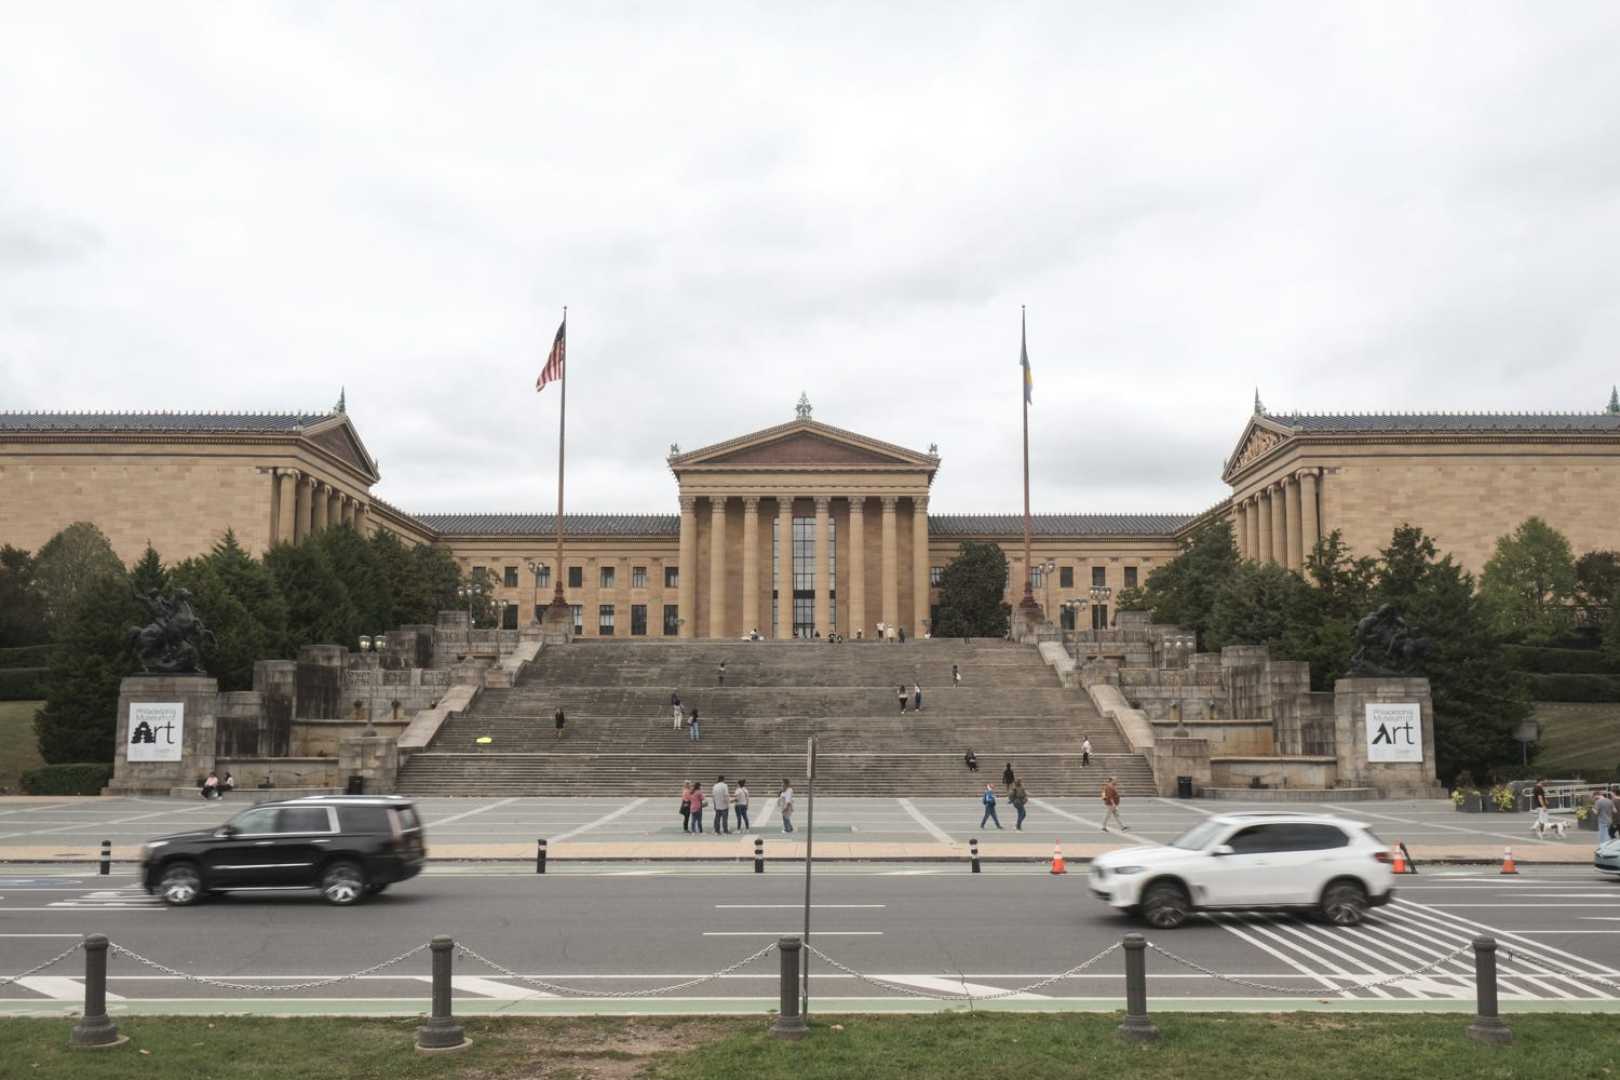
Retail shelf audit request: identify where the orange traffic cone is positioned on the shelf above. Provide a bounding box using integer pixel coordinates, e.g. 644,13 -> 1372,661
1500,846 -> 1518,876
1391,845 -> 1408,875
1050,841 -> 1067,875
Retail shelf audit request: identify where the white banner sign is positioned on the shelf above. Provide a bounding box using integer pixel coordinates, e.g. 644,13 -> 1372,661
1365,703 -> 1422,763
127,702 -> 184,762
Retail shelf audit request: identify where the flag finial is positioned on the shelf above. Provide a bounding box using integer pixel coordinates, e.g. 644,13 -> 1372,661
796,392 -> 813,420
1254,388 -> 1265,415
1608,385 -> 1619,414
335,387 -> 346,414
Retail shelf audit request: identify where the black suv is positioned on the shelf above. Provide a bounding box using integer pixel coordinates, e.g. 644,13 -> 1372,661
141,796 -> 426,906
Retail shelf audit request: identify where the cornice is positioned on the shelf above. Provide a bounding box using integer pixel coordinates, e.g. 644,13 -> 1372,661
0,428 -> 379,486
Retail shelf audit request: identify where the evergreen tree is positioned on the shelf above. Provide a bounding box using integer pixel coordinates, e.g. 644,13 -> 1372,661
129,544 -> 169,596
0,545 -> 48,648
206,531 -> 289,663
1479,516 -> 1577,641
1207,560 -> 1313,654
317,525 -> 390,635
932,541 -> 1011,638
34,560 -> 142,764
1138,518 -> 1240,648
402,539 -> 463,626
169,557 -> 267,691
32,522 -> 126,637
265,540 -> 359,649
1574,550 -> 1620,632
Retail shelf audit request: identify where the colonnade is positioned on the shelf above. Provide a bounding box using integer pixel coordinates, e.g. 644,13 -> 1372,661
269,468 -> 369,546
1234,469 -> 1321,571
677,493 -> 930,640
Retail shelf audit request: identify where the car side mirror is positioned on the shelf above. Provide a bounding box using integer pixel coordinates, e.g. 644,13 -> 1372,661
1210,844 -> 1235,857
214,825 -> 237,839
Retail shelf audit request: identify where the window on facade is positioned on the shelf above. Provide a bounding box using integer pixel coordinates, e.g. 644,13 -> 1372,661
1060,566 -> 1074,588
1060,606 -> 1076,631
665,566 -> 679,588
632,566 -> 647,589
533,565 -> 551,588
598,604 -> 615,635
930,566 -> 943,587
600,566 -> 616,589
570,604 -> 583,632
630,604 -> 647,636
502,604 -> 518,630
1124,566 -> 1138,589
472,566 -> 487,583
1092,604 -> 1109,630
568,566 -> 583,589
503,566 -> 518,587
663,604 -> 679,636
1031,567 -> 1044,588
1091,566 -> 1107,588
776,516 -> 836,636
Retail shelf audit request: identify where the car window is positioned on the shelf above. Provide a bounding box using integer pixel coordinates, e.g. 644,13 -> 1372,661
1170,820 -> 1225,850
397,806 -> 421,831
340,806 -> 389,833
1284,824 -> 1349,851
277,807 -> 334,833
1227,824 -> 1289,854
229,807 -> 280,835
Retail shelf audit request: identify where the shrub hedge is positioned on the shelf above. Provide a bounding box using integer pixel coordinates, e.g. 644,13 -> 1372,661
20,762 -> 113,795
1526,672 -> 1620,703
1504,645 -> 1620,676
0,644 -> 55,670
0,667 -> 48,700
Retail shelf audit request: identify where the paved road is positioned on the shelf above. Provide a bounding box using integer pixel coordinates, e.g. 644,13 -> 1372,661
0,796 -> 1603,861
2,862 -> 1617,1015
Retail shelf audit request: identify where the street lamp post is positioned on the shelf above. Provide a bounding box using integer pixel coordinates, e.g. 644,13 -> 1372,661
491,599 -> 508,661
357,635 -> 378,736
1041,561 -> 1056,630
1089,583 -> 1113,664
525,558 -> 547,626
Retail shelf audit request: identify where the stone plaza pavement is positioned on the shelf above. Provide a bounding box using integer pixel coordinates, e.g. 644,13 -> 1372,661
0,794 -> 1603,865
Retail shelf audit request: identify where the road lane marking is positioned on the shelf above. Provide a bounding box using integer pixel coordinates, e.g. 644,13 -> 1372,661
714,904 -> 885,909
874,974 -> 1048,1000
896,799 -> 954,845
425,797 -> 523,829
1322,804 -> 1563,847
702,931 -> 882,936
16,977 -> 124,1001
0,802 -> 224,842
410,976 -> 556,999
1209,913 -> 1348,998
1389,900 -> 1620,989
551,798 -> 651,842
0,933 -> 82,938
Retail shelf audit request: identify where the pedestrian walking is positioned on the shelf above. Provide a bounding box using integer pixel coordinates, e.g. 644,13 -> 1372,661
979,783 -> 1003,829
1611,788 -> 1620,840
735,780 -> 751,832
964,749 -> 979,772
898,626 -> 907,643
952,663 -> 961,688
688,706 -> 701,742
1532,777 -> 1550,834
712,776 -> 731,834
554,707 -> 566,739
671,691 -> 683,731
778,780 -> 795,833
1080,736 -> 1092,768
679,782 -> 693,833
717,661 -> 726,687
897,685 -> 908,713
1594,788 -> 1614,847
1010,779 -> 1029,830
689,782 -> 704,833
1002,762 -> 1015,790
1101,776 -> 1128,832
912,683 -> 923,712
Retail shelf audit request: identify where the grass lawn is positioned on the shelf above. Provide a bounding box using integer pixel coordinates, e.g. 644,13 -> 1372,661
1,1013 -> 1618,1080
1532,701 -> 1620,781
0,699 -> 43,795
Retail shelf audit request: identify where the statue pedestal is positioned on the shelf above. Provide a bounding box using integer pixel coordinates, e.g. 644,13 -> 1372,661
1013,598 -> 1046,644
541,601 -> 574,645
107,675 -> 219,796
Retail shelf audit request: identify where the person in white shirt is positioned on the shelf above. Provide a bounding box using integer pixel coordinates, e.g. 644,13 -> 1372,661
1080,736 -> 1093,767
734,780 -> 751,832
777,780 -> 795,833
711,776 -> 731,834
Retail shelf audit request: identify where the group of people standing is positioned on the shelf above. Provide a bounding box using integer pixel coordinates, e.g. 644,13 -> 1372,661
681,778 -> 798,834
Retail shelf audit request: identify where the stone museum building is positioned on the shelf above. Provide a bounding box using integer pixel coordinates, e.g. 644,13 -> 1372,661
4,392 -> 1620,640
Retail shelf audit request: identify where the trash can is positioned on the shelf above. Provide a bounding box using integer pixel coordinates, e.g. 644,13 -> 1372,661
1177,776 -> 1194,799
346,775 -> 365,795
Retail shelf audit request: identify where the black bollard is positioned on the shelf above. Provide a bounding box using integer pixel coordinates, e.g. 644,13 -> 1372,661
754,836 -> 765,873
1466,935 -> 1513,1045
415,936 -> 470,1053
1117,933 -> 1160,1042
969,837 -> 981,873
769,937 -> 808,1039
69,934 -> 125,1049
99,840 -> 111,876
536,837 -> 547,874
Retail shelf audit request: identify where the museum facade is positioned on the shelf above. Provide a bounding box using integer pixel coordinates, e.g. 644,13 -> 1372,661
4,392 -> 1619,639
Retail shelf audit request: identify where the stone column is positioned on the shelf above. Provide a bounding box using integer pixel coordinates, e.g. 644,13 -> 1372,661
741,497 -> 761,636
1233,504 -> 1247,560
677,495 -> 697,638
848,496 -> 867,639
880,496 -> 899,636
329,489 -> 343,529
1257,490 -> 1274,564
1270,483 -> 1287,566
275,470 -> 296,546
708,497 -> 728,639
812,496 -> 831,635
1299,469 -> 1321,559
912,495 -> 930,635
776,498 -> 794,639
354,501 -> 369,537
1244,498 -> 1260,563
1284,475 -> 1303,571
311,480 -> 328,532
291,473 -> 307,542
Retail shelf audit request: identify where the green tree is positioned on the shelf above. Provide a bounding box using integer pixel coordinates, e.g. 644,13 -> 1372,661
1574,550 -> 1620,630
169,548 -> 286,692
1138,518 -> 1240,648
129,544 -> 169,597
33,559 -> 143,764
317,525 -> 390,636
401,539 -> 463,626
0,545 -> 48,647
932,541 -> 1011,638
1479,516 -> 1577,641
1207,560 -> 1315,653
265,540 -> 359,649
32,522 -> 126,637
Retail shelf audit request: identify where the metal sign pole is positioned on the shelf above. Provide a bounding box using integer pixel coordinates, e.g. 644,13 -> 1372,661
802,735 -> 816,1019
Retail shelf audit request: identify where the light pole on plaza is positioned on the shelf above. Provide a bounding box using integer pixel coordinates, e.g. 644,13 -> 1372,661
525,558 -> 547,626
357,635 -> 379,736
458,579 -> 486,625
1041,560 -> 1056,627
491,599 -> 509,660
1089,583 -> 1113,662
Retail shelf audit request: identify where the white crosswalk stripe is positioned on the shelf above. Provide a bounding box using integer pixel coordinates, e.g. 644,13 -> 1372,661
47,888 -> 162,910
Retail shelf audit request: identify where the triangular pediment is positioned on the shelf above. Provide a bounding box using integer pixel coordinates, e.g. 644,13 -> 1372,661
305,415 -> 380,483
1221,415 -> 1295,482
672,419 -> 937,472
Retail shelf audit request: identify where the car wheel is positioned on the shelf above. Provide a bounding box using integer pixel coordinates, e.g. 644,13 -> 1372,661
159,862 -> 203,906
1140,882 -> 1191,929
1320,880 -> 1369,926
320,861 -> 366,906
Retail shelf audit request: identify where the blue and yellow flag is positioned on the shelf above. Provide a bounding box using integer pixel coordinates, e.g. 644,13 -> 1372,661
1020,308 -> 1032,405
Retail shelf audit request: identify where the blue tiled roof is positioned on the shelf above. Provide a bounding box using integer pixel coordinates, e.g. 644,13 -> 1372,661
0,412 -> 332,432
1267,412 -> 1620,433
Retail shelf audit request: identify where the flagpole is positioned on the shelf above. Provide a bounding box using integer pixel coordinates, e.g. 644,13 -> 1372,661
1020,305 -> 1034,609
551,305 -> 568,608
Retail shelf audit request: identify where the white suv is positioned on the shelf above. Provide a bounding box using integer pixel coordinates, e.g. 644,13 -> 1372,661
1089,812 -> 1395,929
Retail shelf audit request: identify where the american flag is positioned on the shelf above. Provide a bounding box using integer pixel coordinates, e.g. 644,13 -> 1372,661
536,318 -> 566,392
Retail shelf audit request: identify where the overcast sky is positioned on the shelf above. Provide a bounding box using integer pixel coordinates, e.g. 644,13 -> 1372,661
4,4 -> 1619,517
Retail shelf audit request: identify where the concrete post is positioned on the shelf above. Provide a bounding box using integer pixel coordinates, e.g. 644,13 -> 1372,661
742,497 -> 761,637
69,935 -> 124,1048
678,496 -> 697,639
813,496 -> 831,635
770,937 -> 808,1039
848,496 -> 866,638
415,936 -> 470,1053
754,836 -> 764,873
99,840 -> 110,875
969,837 -> 980,873
776,497 -> 794,640
535,837 -> 547,874
1117,933 -> 1160,1042
880,496 -> 899,637
708,497 -> 728,639
1467,936 -> 1513,1044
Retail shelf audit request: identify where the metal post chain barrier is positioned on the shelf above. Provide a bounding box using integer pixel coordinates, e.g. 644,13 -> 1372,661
536,838 -> 547,874
754,837 -> 765,874
454,940 -> 779,998
108,941 -> 431,993
416,936 -> 469,1054
1467,936 -> 1512,1045
770,937 -> 808,1040
70,934 -> 124,1049
0,940 -> 84,986
1144,938 -> 1475,995
969,838 -> 980,874
803,941 -> 1122,1001
99,840 -> 111,876
1118,933 -> 1159,1042
1496,947 -> 1618,981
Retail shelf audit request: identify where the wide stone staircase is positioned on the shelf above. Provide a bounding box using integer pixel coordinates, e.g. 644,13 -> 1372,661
395,640 -> 1156,796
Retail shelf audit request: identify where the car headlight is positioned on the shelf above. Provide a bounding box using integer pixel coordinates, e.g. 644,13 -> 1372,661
1112,865 -> 1146,875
